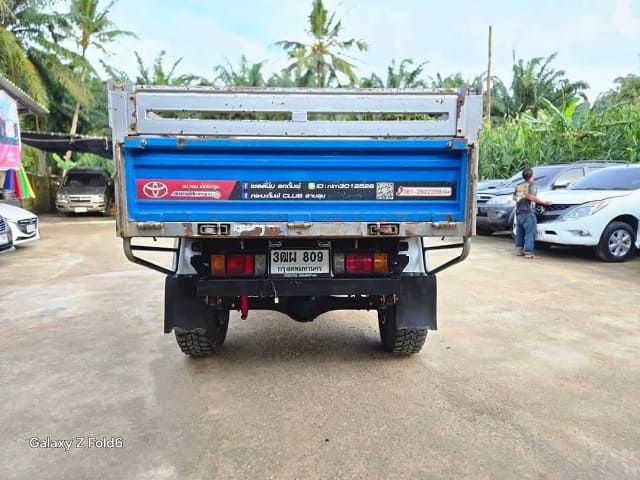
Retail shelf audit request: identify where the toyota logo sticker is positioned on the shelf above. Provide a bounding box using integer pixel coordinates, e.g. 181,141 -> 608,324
142,181 -> 169,198
136,179 -> 238,201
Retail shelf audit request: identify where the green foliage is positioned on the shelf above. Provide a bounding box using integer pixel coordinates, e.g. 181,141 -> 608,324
135,50 -> 202,86
213,55 -> 266,87
50,151 -> 112,173
361,59 -> 428,88
491,52 -> 588,122
479,100 -> 640,178
595,75 -> 640,108
20,144 -> 42,173
67,0 -> 135,56
276,0 -> 368,87
0,0 -> 85,107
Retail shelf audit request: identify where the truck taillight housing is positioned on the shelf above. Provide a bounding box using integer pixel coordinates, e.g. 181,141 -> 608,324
346,253 -> 373,273
334,252 -> 388,275
227,254 -> 254,276
210,254 -> 266,277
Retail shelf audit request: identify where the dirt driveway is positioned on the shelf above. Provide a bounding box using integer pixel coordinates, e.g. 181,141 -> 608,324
0,217 -> 638,479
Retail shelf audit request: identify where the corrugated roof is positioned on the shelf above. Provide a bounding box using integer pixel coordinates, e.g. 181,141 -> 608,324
0,73 -> 49,115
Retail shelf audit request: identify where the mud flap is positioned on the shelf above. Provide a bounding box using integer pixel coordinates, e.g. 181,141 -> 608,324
164,276 -> 210,333
396,275 -> 437,330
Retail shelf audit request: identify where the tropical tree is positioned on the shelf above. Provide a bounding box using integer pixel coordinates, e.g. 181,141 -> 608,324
276,0 -> 368,87
0,0 -> 85,108
430,73 -> 467,88
360,58 -> 427,88
595,74 -> 640,108
135,50 -> 202,86
65,0 -> 135,159
213,55 -> 266,87
0,0 -> 13,23
491,52 -> 588,120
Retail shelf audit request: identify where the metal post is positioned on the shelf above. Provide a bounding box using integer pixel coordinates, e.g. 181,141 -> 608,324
485,25 -> 493,124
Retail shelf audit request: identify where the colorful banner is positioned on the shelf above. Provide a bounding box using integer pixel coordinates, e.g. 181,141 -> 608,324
0,90 -> 21,170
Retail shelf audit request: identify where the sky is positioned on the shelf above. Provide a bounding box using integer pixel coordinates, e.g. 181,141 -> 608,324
96,0 -> 640,98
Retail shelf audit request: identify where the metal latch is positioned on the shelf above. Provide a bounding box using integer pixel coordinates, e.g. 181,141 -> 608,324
286,222 -> 312,229
136,221 -> 164,230
368,223 -> 399,235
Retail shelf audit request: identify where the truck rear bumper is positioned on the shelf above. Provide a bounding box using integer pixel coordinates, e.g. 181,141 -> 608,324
165,274 -> 437,332
197,275 -> 424,297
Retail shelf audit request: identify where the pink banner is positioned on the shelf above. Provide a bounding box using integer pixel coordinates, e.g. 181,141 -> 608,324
0,90 -> 21,170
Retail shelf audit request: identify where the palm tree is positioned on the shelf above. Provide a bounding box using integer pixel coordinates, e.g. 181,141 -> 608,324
213,55 -> 266,87
276,0 -> 368,87
0,0 -> 13,22
135,50 -> 202,86
65,0 -> 135,159
0,0 -> 85,107
430,73 -> 465,88
360,58 -> 427,88
492,52 -> 588,120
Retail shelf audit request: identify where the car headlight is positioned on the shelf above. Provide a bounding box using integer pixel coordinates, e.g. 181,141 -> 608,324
562,200 -> 608,220
94,194 -> 105,202
486,194 -> 515,205
57,193 -> 68,201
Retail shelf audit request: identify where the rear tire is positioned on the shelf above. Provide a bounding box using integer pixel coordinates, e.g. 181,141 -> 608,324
174,309 -> 229,356
595,221 -> 636,262
378,305 -> 427,355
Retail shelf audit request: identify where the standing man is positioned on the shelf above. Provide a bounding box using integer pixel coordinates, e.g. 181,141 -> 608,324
514,167 -> 552,259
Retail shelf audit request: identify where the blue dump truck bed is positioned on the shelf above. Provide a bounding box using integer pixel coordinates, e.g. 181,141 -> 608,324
108,84 -> 483,356
124,137 -> 469,224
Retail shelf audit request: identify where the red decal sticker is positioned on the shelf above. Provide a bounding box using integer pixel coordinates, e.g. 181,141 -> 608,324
136,180 -> 236,200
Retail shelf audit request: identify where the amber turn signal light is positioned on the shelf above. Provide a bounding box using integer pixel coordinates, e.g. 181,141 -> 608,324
373,253 -> 388,274
211,254 -> 226,276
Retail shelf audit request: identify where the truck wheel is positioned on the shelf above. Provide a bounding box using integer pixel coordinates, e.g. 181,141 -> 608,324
378,305 -> 427,355
174,309 -> 229,356
595,221 -> 636,262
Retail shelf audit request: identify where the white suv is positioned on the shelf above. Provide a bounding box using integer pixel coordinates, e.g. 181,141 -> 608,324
537,165 -> 640,262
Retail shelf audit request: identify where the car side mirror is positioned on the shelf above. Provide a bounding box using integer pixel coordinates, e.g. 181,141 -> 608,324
553,180 -> 570,189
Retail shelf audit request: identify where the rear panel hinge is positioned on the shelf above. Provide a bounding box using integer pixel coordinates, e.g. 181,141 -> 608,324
136,221 -> 164,230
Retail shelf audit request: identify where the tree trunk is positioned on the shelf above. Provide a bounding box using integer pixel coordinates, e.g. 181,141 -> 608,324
64,53 -> 88,162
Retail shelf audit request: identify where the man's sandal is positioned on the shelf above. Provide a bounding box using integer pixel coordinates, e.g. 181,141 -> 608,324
524,254 -> 540,259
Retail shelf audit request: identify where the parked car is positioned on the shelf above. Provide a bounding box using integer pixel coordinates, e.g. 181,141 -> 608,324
476,161 -> 626,235
477,179 -> 506,191
0,203 -> 39,246
535,165 -> 640,262
56,167 -> 114,216
0,214 -> 14,253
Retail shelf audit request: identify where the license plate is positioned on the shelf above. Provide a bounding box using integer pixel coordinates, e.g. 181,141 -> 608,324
26,224 -> 36,233
0,234 -> 7,244
74,207 -> 88,213
270,249 -> 329,276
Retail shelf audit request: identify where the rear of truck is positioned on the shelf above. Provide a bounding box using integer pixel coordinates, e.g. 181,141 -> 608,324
108,84 -> 483,355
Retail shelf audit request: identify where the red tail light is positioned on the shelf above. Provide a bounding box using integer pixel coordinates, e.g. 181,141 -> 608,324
226,254 -> 254,276
345,253 -> 373,274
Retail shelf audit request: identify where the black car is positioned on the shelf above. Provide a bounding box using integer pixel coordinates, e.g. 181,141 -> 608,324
476,161 -> 626,235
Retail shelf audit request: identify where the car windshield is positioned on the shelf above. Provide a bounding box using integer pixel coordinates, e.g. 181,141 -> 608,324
569,168 -> 640,190
63,173 -> 105,187
501,166 -> 564,187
